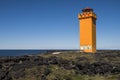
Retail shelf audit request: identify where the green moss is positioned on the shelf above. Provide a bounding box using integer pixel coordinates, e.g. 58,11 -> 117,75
73,74 -> 120,80
46,65 -> 75,80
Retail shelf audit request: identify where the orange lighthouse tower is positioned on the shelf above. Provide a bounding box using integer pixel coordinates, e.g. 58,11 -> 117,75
78,7 -> 97,52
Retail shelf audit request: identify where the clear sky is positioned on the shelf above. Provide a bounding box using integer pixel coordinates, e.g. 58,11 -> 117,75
0,0 -> 120,50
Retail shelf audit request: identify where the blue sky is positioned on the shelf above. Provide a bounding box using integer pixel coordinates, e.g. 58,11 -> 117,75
0,0 -> 120,49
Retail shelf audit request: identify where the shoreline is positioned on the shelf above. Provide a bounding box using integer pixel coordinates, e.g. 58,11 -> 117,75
0,50 -> 120,80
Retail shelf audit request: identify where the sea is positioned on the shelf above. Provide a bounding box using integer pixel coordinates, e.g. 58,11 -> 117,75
0,49 -> 79,56
0,50 -> 48,56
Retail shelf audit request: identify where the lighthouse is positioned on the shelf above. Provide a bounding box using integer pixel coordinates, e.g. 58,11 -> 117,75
78,7 -> 97,52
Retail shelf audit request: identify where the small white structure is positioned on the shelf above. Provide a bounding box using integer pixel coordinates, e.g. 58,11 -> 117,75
52,52 -> 61,54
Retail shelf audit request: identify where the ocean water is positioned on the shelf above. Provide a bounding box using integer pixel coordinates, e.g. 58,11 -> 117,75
0,50 -> 48,56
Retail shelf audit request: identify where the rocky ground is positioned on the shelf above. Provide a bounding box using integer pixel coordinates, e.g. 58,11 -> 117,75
0,50 -> 120,80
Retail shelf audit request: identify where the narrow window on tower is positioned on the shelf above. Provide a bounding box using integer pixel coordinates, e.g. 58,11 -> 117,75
93,19 -> 96,25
